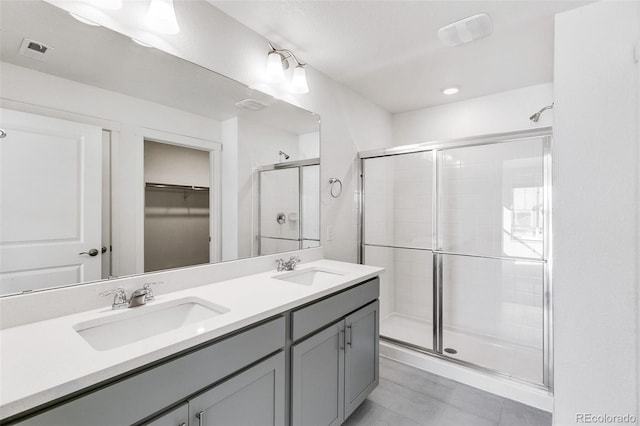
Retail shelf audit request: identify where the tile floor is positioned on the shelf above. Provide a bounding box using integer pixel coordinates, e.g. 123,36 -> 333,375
344,357 -> 552,426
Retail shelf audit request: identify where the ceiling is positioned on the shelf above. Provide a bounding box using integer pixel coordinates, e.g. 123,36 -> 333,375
209,0 -> 593,114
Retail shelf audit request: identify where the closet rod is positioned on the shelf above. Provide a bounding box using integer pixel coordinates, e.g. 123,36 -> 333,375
145,182 -> 209,191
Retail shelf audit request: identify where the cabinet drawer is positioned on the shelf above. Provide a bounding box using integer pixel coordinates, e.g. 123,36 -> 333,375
291,278 -> 379,341
16,316 -> 285,426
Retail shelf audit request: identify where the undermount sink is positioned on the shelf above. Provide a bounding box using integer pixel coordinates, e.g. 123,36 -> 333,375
274,267 -> 345,286
74,297 -> 229,351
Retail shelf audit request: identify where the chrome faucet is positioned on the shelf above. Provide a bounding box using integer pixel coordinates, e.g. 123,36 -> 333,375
128,285 -> 150,308
276,256 -> 301,272
100,287 -> 128,310
100,283 -> 159,310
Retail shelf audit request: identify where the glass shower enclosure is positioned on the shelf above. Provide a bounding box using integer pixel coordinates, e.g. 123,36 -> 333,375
258,159 -> 320,255
359,130 -> 551,388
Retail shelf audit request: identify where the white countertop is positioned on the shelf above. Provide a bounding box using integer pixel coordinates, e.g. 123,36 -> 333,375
0,259 -> 383,419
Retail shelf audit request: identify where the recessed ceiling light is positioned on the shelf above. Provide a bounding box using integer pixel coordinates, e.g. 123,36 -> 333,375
442,87 -> 460,95
69,12 -> 101,26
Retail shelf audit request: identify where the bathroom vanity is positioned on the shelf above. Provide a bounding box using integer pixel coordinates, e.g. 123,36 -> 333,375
0,258 -> 382,426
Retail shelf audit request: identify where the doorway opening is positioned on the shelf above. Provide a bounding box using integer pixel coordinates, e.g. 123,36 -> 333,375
143,140 -> 211,272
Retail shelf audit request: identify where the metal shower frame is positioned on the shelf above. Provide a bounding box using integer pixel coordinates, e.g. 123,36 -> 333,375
357,127 -> 553,391
257,158 -> 320,255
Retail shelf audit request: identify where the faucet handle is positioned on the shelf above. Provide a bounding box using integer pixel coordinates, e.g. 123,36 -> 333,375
100,287 -> 127,309
276,258 -> 286,271
289,256 -> 301,265
142,282 -> 161,302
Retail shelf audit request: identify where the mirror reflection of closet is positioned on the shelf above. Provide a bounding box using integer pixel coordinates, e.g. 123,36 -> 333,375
143,140 -> 212,272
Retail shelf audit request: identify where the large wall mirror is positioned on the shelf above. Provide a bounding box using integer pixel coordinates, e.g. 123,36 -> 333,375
0,0 -> 320,296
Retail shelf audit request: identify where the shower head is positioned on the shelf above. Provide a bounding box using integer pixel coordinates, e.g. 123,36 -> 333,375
279,150 -> 290,160
529,103 -> 554,122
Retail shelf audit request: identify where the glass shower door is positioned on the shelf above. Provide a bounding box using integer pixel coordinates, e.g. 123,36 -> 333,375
361,151 -> 434,351
437,138 -> 547,384
259,168 -> 300,255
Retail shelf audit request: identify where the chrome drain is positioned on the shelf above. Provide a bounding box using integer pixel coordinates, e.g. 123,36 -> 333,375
444,348 -> 457,354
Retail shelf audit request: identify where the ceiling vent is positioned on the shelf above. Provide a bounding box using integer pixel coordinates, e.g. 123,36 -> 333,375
438,14 -> 493,47
18,38 -> 54,61
235,99 -> 268,111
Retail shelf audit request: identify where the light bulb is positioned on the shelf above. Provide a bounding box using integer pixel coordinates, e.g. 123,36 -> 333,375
146,0 -> 180,35
291,65 -> 309,94
266,51 -> 285,82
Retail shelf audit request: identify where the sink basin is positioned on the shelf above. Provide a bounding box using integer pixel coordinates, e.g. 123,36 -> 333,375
274,267 -> 345,286
74,297 -> 229,351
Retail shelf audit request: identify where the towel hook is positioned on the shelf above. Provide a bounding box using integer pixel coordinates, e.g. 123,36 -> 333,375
329,178 -> 342,198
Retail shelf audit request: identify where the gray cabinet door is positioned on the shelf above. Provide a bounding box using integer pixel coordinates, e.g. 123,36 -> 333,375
188,352 -> 285,426
344,301 -> 379,419
143,403 -> 188,426
291,321 -> 345,426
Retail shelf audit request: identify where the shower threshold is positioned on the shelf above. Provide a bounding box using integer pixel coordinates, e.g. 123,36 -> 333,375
381,313 -> 543,384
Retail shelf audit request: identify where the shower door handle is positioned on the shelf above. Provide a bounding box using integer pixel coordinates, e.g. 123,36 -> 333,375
78,248 -> 99,256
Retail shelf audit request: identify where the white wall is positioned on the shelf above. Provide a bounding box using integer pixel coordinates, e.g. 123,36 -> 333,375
220,117 -> 238,261
46,0 -> 394,264
553,1 -> 639,424
144,141 -> 210,187
0,62 -> 221,277
393,83 -> 553,145
299,132 -> 321,159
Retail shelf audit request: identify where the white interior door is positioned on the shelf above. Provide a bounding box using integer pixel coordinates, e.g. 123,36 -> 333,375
0,109 -> 102,295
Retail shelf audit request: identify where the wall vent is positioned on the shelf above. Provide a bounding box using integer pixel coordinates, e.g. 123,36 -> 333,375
235,99 -> 268,111
18,38 -> 54,61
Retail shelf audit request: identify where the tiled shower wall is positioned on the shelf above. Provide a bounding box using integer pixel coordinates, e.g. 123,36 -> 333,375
390,153 -> 433,322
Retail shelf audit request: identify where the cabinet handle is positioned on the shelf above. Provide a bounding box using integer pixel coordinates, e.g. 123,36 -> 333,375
346,325 -> 352,347
196,411 -> 205,426
178,423 -> 186,426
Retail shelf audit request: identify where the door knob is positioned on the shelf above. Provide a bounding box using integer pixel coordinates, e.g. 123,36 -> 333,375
78,248 -> 99,256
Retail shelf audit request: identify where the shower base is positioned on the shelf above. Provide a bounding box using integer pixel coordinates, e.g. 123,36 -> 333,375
380,313 -> 543,384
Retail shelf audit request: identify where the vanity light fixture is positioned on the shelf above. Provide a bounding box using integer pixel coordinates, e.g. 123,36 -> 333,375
266,42 -> 309,94
442,86 -> 460,95
146,0 -> 180,35
291,65 -> 309,94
